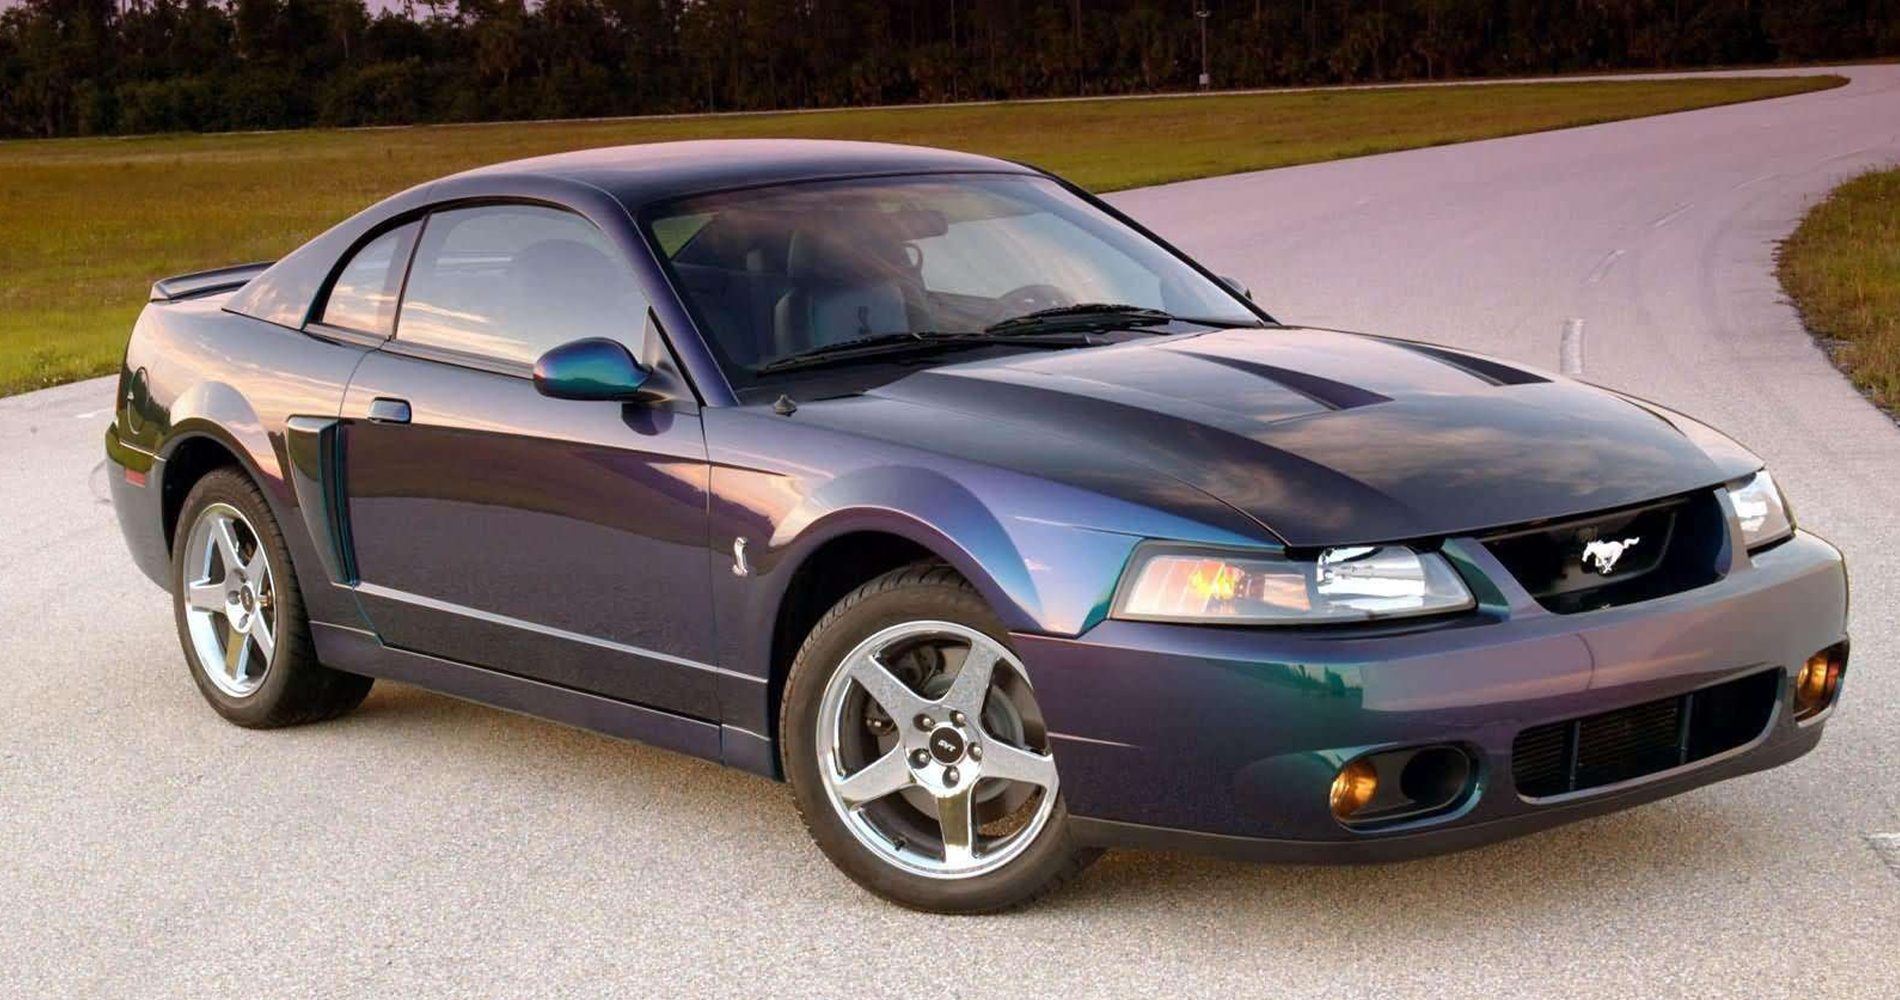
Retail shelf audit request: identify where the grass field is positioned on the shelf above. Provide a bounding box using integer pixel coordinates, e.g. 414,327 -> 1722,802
0,73 -> 1841,397
1780,166 -> 1900,415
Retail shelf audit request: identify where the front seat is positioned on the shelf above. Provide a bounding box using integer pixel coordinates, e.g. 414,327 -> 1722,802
772,221 -> 914,358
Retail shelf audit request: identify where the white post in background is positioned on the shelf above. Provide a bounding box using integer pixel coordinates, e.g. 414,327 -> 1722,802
1195,3 -> 1212,90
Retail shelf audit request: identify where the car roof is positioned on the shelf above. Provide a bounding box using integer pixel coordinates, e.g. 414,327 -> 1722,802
227,139 -> 1043,331
450,139 -> 1043,208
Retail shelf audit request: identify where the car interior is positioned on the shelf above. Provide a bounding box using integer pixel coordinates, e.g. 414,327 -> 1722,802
666,207 -> 981,372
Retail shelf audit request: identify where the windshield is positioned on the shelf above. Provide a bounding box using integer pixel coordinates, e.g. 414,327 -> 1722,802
642,173 -> 1263,392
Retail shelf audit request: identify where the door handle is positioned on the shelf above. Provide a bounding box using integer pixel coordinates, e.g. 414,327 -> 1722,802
367,397 -> 411,424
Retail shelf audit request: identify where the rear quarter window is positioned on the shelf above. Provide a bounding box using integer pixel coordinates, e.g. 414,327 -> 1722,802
317,222 -> 419,336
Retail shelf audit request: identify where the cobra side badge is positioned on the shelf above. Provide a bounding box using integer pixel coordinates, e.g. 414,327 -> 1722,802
732,537 -> 751,577
1582,536 -> 1641,575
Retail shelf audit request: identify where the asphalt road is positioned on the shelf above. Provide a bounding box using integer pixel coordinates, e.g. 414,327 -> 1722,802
6,67 -> 1900,999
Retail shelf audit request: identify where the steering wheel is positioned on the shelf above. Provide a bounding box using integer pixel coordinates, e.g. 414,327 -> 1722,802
995,284 -> 1075,315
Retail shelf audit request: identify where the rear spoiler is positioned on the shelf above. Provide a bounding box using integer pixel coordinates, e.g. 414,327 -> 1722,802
149,261 -> 274,303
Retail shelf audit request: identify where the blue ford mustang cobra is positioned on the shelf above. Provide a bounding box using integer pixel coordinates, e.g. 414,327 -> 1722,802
106,140 -> 1849,912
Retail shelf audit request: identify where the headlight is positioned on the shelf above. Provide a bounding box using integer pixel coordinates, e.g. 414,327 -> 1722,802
1111,543 -> 1475,625
1727,470 -> 1793,549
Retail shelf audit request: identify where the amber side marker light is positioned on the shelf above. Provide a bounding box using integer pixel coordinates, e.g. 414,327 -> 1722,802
1329,759 -> 1379,820
1794,643 -> 1848,721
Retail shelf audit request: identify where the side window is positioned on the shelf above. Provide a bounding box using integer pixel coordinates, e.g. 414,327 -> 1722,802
318,221 -> 418,336
395,204 -> 646,367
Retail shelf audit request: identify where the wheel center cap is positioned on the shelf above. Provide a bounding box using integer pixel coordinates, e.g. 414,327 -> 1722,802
928,726 -> 966,764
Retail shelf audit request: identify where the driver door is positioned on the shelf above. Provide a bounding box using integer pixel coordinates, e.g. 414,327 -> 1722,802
337,203 -> 720,719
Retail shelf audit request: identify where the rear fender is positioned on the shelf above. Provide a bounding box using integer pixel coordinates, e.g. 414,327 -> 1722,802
154,381 -> 367,629
164,381 -> 284,492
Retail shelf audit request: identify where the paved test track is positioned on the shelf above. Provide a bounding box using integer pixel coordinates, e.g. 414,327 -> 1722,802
3,65 -> 1898,999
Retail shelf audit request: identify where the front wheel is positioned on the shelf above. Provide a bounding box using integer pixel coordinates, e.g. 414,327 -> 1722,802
781,563 -> 1098,912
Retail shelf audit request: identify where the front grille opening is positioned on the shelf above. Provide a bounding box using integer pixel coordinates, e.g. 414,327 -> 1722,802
1481,490 -> 1728,614
1511,668 -> 1780,798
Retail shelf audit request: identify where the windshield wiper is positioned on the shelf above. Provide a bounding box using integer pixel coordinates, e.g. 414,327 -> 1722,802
984,302 -> 1260,336
754,329 -> 1091,376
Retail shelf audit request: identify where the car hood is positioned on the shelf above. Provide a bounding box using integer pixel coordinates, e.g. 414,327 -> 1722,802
863,327 -> 1760,547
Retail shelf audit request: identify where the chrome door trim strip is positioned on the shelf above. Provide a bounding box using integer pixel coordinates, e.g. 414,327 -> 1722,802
353,581 -> 764,683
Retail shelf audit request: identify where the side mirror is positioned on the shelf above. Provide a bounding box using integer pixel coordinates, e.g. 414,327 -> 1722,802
1219,275 -> 1252,300
533,338 -> 651,401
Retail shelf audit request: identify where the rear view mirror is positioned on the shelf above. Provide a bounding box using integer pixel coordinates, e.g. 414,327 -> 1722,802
890,209 -> 949,239
1219,275 -> 1252,300
533,338 -> 651,401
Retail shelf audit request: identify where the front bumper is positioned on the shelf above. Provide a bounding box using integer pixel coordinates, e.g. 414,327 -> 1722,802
1014,529 -> 1848,861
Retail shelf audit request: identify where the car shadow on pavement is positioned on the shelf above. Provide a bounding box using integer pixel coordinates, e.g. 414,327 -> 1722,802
1040,796 -> 1772,922
336,679 -> 1774,921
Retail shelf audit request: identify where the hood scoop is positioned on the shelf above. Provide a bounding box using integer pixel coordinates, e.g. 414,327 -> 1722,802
1177,351 -> 1390,411
929,340 -> 1343,429
1377,338 -> 1550,386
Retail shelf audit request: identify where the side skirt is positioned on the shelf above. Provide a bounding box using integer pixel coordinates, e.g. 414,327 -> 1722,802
312,621 -> 727,765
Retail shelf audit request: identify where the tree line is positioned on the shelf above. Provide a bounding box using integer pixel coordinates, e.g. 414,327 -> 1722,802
3,0 -> 1896,138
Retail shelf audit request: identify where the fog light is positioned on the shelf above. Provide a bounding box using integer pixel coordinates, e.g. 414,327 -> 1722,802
1794,644 -> 1846,720
1330,759 -> 1378,819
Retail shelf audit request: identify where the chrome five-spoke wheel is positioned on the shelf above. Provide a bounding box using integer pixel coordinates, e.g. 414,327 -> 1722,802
181,502 -> 277,697
816,620 -> 1060,879
170,468 -> 374,727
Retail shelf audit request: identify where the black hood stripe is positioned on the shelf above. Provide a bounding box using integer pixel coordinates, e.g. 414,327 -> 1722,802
1176,351 -> 1391,411
1375,339 -> 1550,387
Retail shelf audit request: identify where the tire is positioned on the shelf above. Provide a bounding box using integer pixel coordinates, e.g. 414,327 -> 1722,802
781,562 -> 1099,912
169,467 -> 373,727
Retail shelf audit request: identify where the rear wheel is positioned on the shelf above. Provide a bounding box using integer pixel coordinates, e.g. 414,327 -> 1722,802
171,468 -> 372,727
782,563 -> 1098,912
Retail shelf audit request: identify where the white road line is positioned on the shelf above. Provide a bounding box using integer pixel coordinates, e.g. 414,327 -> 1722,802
1650,202 -> 1694,228
1587,248 -> 1625,284
1560,319 -> 1586,376
1823,144 -> 1876,164
1732,172 -> 1780,190
72,408 -> 108,420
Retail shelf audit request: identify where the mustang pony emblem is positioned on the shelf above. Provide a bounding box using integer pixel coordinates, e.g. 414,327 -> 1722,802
1581,536 -> 1642,575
